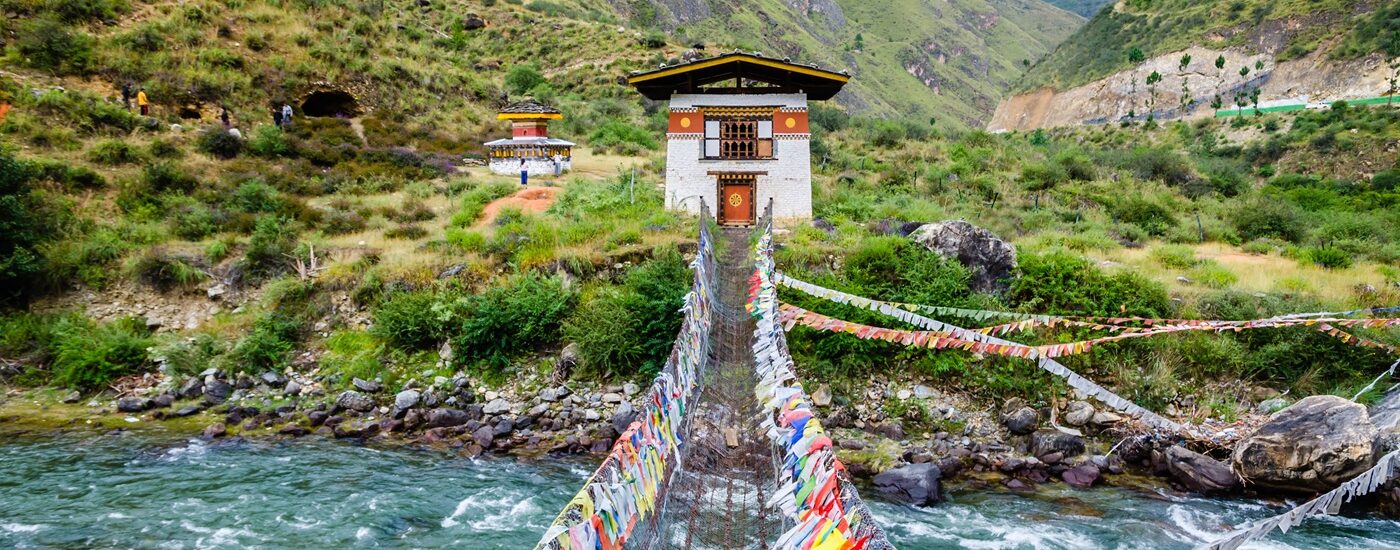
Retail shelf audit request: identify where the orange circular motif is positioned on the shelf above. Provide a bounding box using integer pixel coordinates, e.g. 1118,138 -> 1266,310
784,117 -> 797,129
728,193 -> 743,207
679,116 -> 692,129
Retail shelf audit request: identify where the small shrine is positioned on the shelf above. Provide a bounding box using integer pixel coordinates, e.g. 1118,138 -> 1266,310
484,100 -> 574,176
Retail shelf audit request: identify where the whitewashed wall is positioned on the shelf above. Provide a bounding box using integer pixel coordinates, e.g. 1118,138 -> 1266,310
489,158 -> 571,176
665,93 -> 812,220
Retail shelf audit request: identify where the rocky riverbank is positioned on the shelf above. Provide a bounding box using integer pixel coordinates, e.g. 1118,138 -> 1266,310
4,362 -> 1399,518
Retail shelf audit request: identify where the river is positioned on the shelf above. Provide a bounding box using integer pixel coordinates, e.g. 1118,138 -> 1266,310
1,433 -> 1397,549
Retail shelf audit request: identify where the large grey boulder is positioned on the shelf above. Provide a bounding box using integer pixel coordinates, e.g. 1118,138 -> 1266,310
1002,407 -> 1038,435
424,408 -> 471,428
873,463 -> 942,506
909,220 -> 1017,293
1166,445 -> 1239,494
392,390 -> 421,418
1232,395 -> 1377,493
1031,429 -> 1085,459
1371,388 -> 1400,454
336,391 -> 376,413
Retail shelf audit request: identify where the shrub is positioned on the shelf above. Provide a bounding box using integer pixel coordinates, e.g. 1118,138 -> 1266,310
168,198 -> 219,240
622,248 -> 691,372
142,162 -> 199,194
128,249 -> 205,291
1300,247 -> 1353,269
1189,261 -> 1238,289
148,138 -> 183,159
242,216 -> 297,279
16,18 -> 94,75
87,139 -> 143,165
0,153 -> 63,303
1019,161 -> 1068,191
197,127 -> 243,159
504,64 -> 546,95
229,311 -> 300,372
1113,197 -> 1176,236
372,289 -> 457,350
1009,251 -> 1173,317
384,224 -> 427,239
247,125 -> 289,157
1373,169 -> 1400,192
233,180 -> 282,213
1124,146 -> 1193,185
564,287 -> 645,378
587,121 -> 659,153
51,316 -> 152,390
1230,197 -> 1304,242
1151,244 -> 1199,269
453,272 -> 575,369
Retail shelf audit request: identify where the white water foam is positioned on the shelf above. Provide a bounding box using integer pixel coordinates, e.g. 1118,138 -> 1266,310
1,523 -> 44,534
441,488 -> 540,531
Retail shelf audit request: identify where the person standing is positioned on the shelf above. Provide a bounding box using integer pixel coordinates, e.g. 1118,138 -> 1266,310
120,82 -> 133,110
281,104 -> 293,128
271,106 -> 282,128
551,152 -> 562,177
519,157 -> 529,186
137,88 -> 149,116
219,105 -> 231,128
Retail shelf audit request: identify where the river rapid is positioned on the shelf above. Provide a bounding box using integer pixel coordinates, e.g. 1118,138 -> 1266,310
2,433 -> 1397,549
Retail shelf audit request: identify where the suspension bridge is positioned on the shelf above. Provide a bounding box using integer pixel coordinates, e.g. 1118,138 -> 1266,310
529,201 -> 1400,550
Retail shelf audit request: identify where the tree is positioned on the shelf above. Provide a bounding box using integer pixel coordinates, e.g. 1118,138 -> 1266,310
1146,70 -> 1163,117
504,64 -> 546,96
1215,55 -> 1225,70
1387,58 -> 1399,106
1128,47 -> 1146,64
854,33 -> 864,52
1239,66 -> 1250,78
1214,55 -> 1226,102
1179,53 -> 1193,113
1211,94 -> 1223,110
1250,88 -> 1261,116
1255,60 -> 1264,71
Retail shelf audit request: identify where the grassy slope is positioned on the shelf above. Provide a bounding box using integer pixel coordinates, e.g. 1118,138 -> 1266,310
635,0 -> 1084,128
1042,0 -> 1113,19
1014,0 -> 1374,93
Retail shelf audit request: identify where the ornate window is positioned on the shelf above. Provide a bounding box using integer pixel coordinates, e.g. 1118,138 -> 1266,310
704,118 -> 773,159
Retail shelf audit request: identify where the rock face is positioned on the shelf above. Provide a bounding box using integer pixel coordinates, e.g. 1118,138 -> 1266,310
1232,395 -> 1377,493
1371,388 -> 1400,454
1166,445 -> 1239,495
873,463 -> 942,506
908,221 -> 1017,293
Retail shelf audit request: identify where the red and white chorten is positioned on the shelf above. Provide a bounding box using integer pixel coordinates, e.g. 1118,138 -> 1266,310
484,99 -> 574,176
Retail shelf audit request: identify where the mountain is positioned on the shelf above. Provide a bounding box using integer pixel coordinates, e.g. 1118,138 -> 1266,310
990,0 -> 1400,130
613,0 -> 1085,127
1041,0 -> 1113,19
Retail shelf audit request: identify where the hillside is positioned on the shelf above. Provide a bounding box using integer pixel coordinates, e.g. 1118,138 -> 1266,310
614,0 -> 1085,127
990,0 -> 1400,130
1042,0 -> 1112,19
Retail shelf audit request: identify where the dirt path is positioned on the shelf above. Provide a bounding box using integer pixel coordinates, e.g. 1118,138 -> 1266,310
476,186 -> 559,226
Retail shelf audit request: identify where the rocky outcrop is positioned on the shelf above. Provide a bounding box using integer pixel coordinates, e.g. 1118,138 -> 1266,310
1232,395 -> 1377,493
873,463 -> 942,506
909,221 -> 1017,293
1165,445 -> 1238,494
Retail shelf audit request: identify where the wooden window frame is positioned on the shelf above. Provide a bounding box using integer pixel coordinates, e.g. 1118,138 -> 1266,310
704,117 -> 774,160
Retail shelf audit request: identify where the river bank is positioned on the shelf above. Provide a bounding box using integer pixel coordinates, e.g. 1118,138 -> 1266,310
2,427 -> 1399,549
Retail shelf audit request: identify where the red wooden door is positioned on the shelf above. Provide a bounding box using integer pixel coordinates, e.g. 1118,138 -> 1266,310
719,175 -> 754,226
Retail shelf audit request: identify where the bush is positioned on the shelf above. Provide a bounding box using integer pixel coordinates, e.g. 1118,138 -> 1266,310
229,310 -> 300,372
16,18 -> 94,75
51,316 -> 152,390
1373,169 -> 1400,192
1113,197 -> 1177,236
587,121 -> 658,153
453,272 -> 575,369
372,289 -> 457,350
563,287 -> 645,378
1009,251 -> 1173,317
1151,244 -> 1199,269
197,127 -> 243,159
87,139 -> 143,165
0,153 -> 63,304
247,125 -> 289,158
242,216 -> 297,279
504,64 -> 546,95
148,138 -> 183,159
1019,161 -> 1068,191
233,180 -> 282,213
168,198 -> 219,240
128,250 -> 205,291
142,162 -> 199,194
1230,197 -> 1304,243
1189,261 -> 1238,289
1300,247 -> 1353,269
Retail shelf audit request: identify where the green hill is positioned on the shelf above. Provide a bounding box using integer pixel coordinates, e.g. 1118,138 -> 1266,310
1042,0 -> 1113,19
1015,0 -> 1394,93
618,0 -> 1085,127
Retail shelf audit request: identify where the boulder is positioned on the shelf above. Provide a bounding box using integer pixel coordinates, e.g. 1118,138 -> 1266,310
425,408 -> 471,428
260,372 -> 287,387
1031,430 -> 1085,459
873,463 -> 942,506
179,377 -> 204,399
202,379 -> 232,404
1232,395 -> 1377,493
284,380 -> 302,396
909,220 -> 1017,293
150,394 -> 175,409
483,398 -> 511,415
352,378 -> 382,393
336,391 -> 376,413
61,390 -> 82,404
811,384 -> 833,407
202,423 -> 227,439
1061,464 -> 1100,488
612,402 -> 638,435
1002,407 -> 1039,435
1063,401 -> 1095,427
1165,445 -> 1238,494
472,425 -> 495,448
1371,388 -> 1400,454
172,405 -> 202,417
393,390 -> 421,418
117,398 -> 149,413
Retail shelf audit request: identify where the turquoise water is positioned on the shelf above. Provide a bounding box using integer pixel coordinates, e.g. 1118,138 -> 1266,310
2,432 -> 1398,549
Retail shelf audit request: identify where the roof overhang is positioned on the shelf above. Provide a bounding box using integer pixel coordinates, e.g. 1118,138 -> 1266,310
497,112 -> 563,121
627,52 -> 849,101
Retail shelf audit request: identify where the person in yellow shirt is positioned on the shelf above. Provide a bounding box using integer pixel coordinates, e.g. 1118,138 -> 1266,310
137,88 -> 149,116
